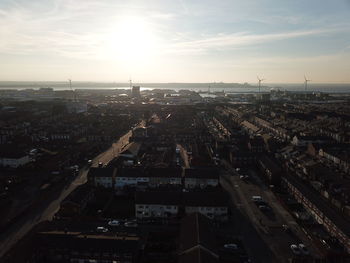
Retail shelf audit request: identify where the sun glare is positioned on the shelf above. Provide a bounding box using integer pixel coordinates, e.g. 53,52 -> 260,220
104,17 -> 157,64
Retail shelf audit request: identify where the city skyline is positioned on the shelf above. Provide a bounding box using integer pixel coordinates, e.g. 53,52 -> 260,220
1,0 -> 350,83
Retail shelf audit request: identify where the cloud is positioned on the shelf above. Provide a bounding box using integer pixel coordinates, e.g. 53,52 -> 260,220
0,0 -> 181,59
0,0 -> 349,63
162,27 -> 346,55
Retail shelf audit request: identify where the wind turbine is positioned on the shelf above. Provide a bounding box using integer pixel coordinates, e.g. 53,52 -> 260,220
68,79 -> 76,101
257,76 -> 265,93
304,75 -> 311,92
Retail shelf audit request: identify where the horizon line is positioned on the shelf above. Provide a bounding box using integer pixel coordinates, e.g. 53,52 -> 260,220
0,81 -> 350,85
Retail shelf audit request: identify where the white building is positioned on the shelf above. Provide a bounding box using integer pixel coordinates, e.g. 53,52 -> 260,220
135,192 -> 180,219
184,168 -> 219,189
184,206 -> 227,220
135,191 -> 228,221
0,154 -> 30,168
115,167 -> 182,189
136,204 -> 179,218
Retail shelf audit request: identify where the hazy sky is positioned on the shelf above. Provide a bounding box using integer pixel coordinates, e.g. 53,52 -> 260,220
1,0 -> 350,83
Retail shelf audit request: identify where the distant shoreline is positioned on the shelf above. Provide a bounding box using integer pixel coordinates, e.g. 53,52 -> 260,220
0,82 -> 350,93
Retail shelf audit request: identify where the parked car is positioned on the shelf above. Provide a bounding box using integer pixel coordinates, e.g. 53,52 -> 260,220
108,220 -> 120,226
290,244 -> 301,255
96,226 -> 108,233
239,175 -> 249,181
258,205 -> 271,212
298,244 -> 309,255
224,243 -> 238,250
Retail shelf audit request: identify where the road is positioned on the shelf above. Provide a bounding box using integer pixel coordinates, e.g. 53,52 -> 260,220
220,175 -> 277,263
176,143 -> 190,168
221,161 -> 321,262
0,124 -> 139,260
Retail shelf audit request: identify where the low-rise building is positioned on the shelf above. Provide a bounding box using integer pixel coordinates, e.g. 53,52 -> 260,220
115,167 -> 182,189
184,168 -> 219,189
115,167 -> 147,189
178,213 -> 220,263
282,175 -> 350,254
183,192 -> 228,221
88,167 -> 117,188
135,191 -> 228,221
135,191 -> 180,219
34,229 -> 141,262
57,184 -> 94,218
248,136 -> 265,153
229,150 -> 256,167
0,151 -> 30,168
292,135 -> 333,147
147,167 -> 183,187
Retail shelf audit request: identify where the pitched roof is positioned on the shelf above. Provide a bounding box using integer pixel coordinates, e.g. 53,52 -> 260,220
116,167 -> 183,178
120,142 -> 141,157
184,168 -> 219,179
178,213 -> 219,263
135,191 -> 182,205
183,192 -> 228,207
148,167 -> 183,178
118,167 -> 145,178
37,231 -> 140,253
284,175 -> 350,237
135,191 -> 228,207
178,247 -> 219,263
87,167 -> 116,178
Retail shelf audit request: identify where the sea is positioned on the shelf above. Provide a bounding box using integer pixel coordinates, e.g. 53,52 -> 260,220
0,82 -> 350,94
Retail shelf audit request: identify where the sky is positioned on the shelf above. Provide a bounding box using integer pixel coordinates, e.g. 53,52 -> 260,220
0,0 -> 350,83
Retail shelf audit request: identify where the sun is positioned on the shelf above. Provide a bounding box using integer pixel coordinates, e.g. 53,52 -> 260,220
103,16 -> 157,64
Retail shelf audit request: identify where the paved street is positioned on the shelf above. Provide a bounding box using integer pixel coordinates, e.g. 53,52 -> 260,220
0,124 -> 139,259
220,163 -> 322,262
220,175 -> 277,263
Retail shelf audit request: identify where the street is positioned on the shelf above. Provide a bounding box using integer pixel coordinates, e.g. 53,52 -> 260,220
220,164 -> 322,262
220,174 -> 277,263
0,124 -> 138,259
